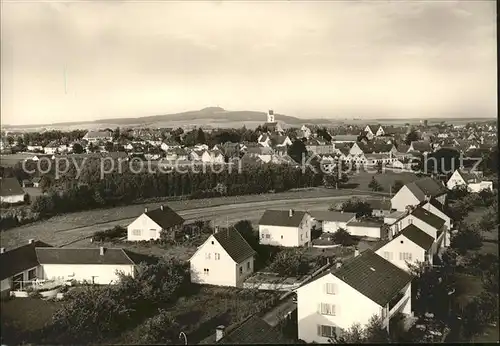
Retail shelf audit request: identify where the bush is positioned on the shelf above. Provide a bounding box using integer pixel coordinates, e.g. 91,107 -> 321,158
268,249 -> 309,277
331,228 -> 355,246
450,224 -> 483,254
92,226 -> 127,242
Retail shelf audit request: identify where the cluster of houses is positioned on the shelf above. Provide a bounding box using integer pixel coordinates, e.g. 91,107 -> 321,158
0,173 -> 491,343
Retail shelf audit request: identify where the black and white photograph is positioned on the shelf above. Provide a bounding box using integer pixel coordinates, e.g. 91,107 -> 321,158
0,0 -> 497,344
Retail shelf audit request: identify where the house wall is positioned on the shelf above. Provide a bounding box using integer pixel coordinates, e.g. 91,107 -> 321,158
446,171 -> 465,190
0,266 -> 40,294
435,194 -> 447,206
390,185 -> 421,211
375,236 -> 429,272
349,143 -> 364,156
40,264 -> 134,285
469,181 -> 493,193
346,225 -> 381,238
297,273 -> 382,343
0,194 -> 25,204
259,215 -> 312,247
127,214 -> 162,241
322,220 -> 353,233
190,236 -> 238,287
235,256 -> 255,288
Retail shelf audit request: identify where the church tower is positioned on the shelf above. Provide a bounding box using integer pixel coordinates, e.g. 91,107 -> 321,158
267,109 -> 275,123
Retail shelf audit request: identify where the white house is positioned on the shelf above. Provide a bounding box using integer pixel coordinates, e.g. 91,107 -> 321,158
0,177 -> 26,204
297,250 -> 412,343
44,141 -> 59,155
127,205 -> 184,241
446,169 -> 493,193
374,224 -> 435,271
345,220 -> 383,239
388,207 -> 447,254
189,229 -> 256,288
390,177 -> 447,212
420,200 -> 452,230
309,211 -> 356,233
83,130 -> 113,143
258,209 -> 313,247
0,240 -> 141,297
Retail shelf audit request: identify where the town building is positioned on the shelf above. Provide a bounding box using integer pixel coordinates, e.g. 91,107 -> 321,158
258,209 -> 313,247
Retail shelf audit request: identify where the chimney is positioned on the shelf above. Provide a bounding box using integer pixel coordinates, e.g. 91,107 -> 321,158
160,205 -> 164,211
28,239 -> 34,244
289,209 -> 294,217
0,248 -> 5,254
354,247 -> 360,257
215,325 -> 225,342
100,247 -> 105,256
144,207 -> 148,213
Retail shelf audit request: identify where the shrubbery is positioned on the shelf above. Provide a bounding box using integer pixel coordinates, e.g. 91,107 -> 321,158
92,226 -> 127,242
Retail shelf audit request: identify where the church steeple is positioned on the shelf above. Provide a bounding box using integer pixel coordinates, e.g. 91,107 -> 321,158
267,109 -> 275,123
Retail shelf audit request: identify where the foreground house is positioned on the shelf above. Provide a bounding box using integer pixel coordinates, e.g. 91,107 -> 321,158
446,169 -> 493,193
297,249 -> 412,343
190,228 -> 256,287
127,205 -> 184,241
310,211 -> 357,233
259,209 -> 313,247
0,240 -> 140,297
390,177 -> 447,212
374,224 -> 435,271
0,177 -> 26,204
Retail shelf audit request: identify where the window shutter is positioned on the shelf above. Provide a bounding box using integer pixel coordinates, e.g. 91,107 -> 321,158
317,303 -> 321,314
317,324 -> 321,336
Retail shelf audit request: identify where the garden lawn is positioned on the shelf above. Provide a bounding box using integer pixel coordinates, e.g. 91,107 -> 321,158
348,170 -> 420,193
117,286 -> 279,344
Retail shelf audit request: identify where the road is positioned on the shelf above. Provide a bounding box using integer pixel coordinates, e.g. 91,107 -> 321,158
1,194 -> 371,248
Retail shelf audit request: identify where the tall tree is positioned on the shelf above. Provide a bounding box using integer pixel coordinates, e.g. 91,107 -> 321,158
287,139 -> 307,164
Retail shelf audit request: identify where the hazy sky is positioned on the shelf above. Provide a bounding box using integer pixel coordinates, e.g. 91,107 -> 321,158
1,1 -> 497,125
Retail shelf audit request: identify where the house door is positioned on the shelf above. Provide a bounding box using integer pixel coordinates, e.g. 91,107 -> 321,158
13,273 -> 24,290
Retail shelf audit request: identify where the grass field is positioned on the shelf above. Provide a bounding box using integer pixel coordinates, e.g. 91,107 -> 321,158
0,153 -> 36,167
1,187 -> 373,248
348,170 -> 420,194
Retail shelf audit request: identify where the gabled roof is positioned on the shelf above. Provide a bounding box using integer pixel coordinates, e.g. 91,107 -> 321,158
0,241 -> 52,280
331,135 -> 358,142
84,130 -> 112,139
409,140 -> 432,152
35,247 -> 136,265
332,250 -> 412,306
398,224 -> 434,250
456,169 -> 481,183
259,210 -> 308,228
213,229 -> 256,264
404,177 -> 447,202
411,207 -> 445,230
309,211 -> 356,223
0,177 -> 25,197
144,205 -> 185,229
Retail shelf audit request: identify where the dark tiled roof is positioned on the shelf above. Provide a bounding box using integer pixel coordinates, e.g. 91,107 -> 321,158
410,140 -> 432,152
213,229 -> 256,264
218,315 -> 291,344
411,207 -> 445,230
398,224 -> 434,250
333,250 -> 412,306
0,241 -> 52,280
309,211 -> 356,223
357,141 -> 394,154
0,177 -> 25,197
35,247 -> 136,265
457,169 -> 481,183
259,210 -> 308,228
405,177 -> 447,202
331,135 -> 358,142
372,239 -> 392,251
347,220 -> 383,228
145,205 -> 185,229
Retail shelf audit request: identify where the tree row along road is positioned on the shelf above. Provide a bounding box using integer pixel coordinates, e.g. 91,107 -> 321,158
1,194 -> 371,248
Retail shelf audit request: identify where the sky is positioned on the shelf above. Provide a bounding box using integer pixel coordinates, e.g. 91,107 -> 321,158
1,0 -> 497,125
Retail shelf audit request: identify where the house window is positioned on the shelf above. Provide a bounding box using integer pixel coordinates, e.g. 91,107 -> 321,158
247,261 -> 251,271
325,283 -> 337,295
317,325 -> 337,338
132,229 -> 142,236
215,253 -> 221,260
205,253 -> 211,260
300,234 -> 303,241
281,235 -> 283,239
203,268 -> 209,275
383,252 -> 393,261
265,234 -> 270,239
28,268 -> 37,280
320,303 -> 336,316
399,252 -> 413,261
239,266 -> 243,275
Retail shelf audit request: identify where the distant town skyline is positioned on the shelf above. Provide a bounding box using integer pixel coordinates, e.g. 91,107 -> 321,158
1,1 -> 496,126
